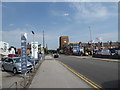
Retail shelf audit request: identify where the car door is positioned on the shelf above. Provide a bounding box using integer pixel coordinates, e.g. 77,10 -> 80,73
3,58 -> 11,71
7,58 -> 14,71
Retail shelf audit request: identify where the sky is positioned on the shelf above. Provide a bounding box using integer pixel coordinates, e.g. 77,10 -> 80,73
1,1 -> 118,49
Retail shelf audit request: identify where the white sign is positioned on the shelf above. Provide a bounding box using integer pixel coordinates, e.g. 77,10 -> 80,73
31,42 -> 38,59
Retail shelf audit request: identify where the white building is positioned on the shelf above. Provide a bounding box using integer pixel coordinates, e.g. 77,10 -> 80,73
0,41 -> 9,55
9,48 -> 15,54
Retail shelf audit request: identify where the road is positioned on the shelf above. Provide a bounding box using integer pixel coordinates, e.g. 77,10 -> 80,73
56,55 -> 119,88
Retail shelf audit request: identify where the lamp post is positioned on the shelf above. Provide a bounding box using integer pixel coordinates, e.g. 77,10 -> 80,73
43,30 -> 45,60
88,26 -> 92,43
31,31 -> 35,70
88,26 -> 93,55
31,31 -> 35,57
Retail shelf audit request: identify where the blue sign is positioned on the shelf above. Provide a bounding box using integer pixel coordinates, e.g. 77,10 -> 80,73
21,34 -> 27,73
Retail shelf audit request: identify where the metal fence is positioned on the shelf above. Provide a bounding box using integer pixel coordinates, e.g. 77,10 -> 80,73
7,82 -> 17,90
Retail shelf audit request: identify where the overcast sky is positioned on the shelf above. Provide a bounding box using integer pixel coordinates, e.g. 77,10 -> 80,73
2,2 -> 118,49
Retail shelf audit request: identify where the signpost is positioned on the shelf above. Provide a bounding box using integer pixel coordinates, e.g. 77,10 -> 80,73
31,42 -> 38,71
21,33 -> 27,88
31,42 -> 38,59
21,33 -> 27,73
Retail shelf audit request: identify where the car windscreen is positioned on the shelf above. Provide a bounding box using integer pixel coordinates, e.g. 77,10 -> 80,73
13,58 -> 21,63
27,56 -> 34,59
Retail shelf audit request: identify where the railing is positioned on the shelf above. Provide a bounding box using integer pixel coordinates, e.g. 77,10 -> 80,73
7,82 -> 17,90
6,56 -> 44,89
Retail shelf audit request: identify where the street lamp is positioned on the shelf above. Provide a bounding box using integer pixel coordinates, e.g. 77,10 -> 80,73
88,26 -> 93,55
43,30 -> 45,60
88,26 -> 92,43
31,31 -> 35,70
31,31 -> 35,43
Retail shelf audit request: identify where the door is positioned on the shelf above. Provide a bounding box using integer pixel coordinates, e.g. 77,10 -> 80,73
7,58 -> 14,71
3,58 -> 11,71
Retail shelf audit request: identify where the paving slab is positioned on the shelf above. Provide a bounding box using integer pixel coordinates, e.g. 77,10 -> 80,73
29,55 -> 92,88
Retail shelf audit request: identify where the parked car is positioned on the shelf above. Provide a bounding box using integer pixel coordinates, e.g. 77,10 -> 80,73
96,50 -> 111,55
27,56 -> 39,66
118,50 -> 120,55
1,57 -> 7,61
109,48 -> 120,55
8,54 -> 18,57
1,57 -> 33,74
53,53 -> 59,58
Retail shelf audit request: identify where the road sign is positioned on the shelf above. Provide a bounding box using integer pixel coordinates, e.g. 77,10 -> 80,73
31,42 -> 38,59
21,33 -> 27,73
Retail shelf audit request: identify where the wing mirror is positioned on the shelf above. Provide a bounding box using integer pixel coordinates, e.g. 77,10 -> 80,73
10,61 -> 14,64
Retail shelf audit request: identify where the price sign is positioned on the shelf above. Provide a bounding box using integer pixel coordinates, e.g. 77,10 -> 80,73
21,33 -> 27,73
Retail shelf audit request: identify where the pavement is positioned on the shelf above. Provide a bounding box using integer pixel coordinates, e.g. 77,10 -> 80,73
29,55 -> 92,88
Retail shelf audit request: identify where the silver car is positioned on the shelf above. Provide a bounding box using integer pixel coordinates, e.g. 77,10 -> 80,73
1,57 -> 33,74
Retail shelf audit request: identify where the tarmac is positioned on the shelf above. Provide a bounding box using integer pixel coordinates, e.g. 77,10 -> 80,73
69,55 -> 120,62
29,55 -> 92,88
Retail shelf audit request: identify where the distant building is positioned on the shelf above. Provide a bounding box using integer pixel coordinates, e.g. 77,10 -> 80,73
82,42 -> 119,51
64,42 -> 84,55
0,41 -> 9,55
9,48 -> 15,54
61,41 -> 119,55
59,36 -> 69,49
27,43 -> 31,55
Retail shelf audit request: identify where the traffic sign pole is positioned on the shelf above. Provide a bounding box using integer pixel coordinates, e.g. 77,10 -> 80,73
21,33 -> 27,88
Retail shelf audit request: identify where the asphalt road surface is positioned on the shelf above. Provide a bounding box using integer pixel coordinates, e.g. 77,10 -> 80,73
56,55 -> 119,89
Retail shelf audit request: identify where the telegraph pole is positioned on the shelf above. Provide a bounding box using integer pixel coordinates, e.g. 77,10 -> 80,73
43,30 -> 45,59
89,26 -> 92,42
43,30 -> 45,49
88,26 -> 93,55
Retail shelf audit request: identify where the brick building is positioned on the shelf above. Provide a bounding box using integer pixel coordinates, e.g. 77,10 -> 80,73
59,36 -> 69,49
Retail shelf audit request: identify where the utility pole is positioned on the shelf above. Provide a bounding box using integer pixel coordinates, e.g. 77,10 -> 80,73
89,26 -> 92,42
31,31 -> 36,71
88,26 -> 93,55
43,30 -> 45,49
43,30 -> 45,59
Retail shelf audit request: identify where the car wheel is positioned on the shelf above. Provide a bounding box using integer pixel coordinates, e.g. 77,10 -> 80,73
1,66 -> 5,71
13,68 -> 17,74
30,68 -> 33,72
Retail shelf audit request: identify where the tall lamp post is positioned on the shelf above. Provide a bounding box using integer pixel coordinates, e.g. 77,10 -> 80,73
31,31 -> 35,42
31,31 -> 36,70
88,26 -> 93,55
31,31 -> 35,57
89,26 -> 92,43
43,30 -> 45,60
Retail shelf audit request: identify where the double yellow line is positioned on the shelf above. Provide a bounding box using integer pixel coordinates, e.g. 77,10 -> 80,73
57,60 -> 104,90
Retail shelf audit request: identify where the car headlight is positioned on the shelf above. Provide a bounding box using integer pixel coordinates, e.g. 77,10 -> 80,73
17,65 -> 21,70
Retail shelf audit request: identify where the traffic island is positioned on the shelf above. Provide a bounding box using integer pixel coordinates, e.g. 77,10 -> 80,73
92,54 -> 120,59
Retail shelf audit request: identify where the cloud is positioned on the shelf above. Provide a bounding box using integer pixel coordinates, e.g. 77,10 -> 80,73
2,27 -> 60,49
50,10 -> 70,17
8,24 -> 14,26
2,28 -> 43,48
63,13 -> 69,16
94,32 -> 118,42
69,2 -> 117,23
